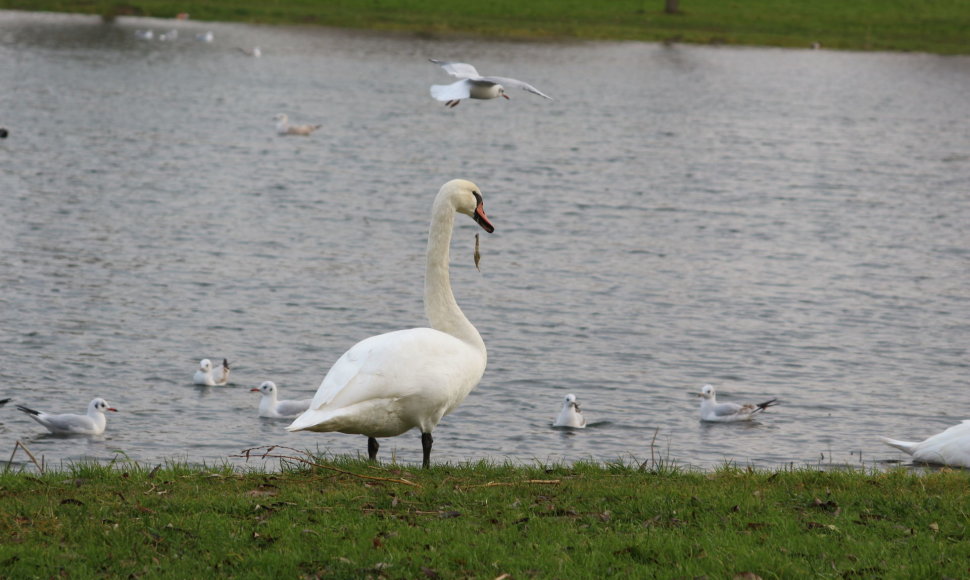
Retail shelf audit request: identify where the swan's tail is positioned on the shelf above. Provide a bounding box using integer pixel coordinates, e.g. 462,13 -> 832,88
881,437 -> 918,456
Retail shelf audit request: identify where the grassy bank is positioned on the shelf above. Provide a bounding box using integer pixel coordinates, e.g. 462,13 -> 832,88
2,452 -> 969,578
2,0 -> 969,54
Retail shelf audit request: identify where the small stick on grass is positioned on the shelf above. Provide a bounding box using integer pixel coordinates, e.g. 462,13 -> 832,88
639,427 -> 660,471
7,440 -> 45,474
455,479 -> 561,491
234,446 -> 420,487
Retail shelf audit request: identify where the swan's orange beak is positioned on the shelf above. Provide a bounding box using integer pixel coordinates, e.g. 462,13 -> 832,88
474,203 -> 494,233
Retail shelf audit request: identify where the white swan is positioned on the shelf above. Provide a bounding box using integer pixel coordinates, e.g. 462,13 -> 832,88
251,381 -> 311,419
194,358 -> 230,386
696,384 -> 777,422
287,179 -> 495,468
553,394 -> 587,428
429,59 -> 552,108
882,421 -> 970,468
274,113 -> 321,136
16,398 -> 117,435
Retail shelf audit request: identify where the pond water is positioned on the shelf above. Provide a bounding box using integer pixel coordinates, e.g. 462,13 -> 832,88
1,11 -> 968,471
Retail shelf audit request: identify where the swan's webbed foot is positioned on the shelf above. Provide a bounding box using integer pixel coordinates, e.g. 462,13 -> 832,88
367,436 -> 379,462
446,100 -> 460,108
421,432 -> 433,469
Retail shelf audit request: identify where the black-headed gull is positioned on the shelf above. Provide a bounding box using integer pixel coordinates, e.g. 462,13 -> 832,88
274,114 -> 321,136
194,358 -> 231,386
429,59 -> 552,108
16,398 -> 117,435
553,394 -> 587,428
882,421 -> 970,468
696,384 -> 777,422
251,381 -> 311,419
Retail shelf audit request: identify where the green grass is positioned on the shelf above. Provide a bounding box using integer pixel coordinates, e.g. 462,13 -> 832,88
2,452 -> 969,578
2,0 -> 969,54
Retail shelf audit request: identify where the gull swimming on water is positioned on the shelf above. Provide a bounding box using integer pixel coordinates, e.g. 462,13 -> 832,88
16,398 -> 117,436
429,59 -> 552,108
251,381 -> 312,419
194,358 -> 231,386
274,113 -> 321,136
882,421 -> 970,468
696,384 -> 777,422
553,394 -> 587,428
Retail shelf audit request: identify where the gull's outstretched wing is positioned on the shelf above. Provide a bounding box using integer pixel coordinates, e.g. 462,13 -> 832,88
430,59 -> 482,80
481,76 -> 553,99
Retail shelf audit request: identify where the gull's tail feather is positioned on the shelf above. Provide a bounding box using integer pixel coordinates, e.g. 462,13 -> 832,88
16,405 -> 40,416
754,399 -> 778,413
881,437 -> 918,456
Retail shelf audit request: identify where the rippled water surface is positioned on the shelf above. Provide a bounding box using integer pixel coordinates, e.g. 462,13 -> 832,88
1,11 -> 969,471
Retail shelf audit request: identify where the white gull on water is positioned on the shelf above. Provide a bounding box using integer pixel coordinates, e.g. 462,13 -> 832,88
696,384 -> 778,423
193,358 -> 231,386
553,394 -> 587,428
16,398 -> 117,436
429,59 -> 552,108
274,113 -> 321,136
251,381 -> 311,419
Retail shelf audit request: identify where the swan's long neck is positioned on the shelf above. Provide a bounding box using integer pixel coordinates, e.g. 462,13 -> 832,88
424,199 -> 485,353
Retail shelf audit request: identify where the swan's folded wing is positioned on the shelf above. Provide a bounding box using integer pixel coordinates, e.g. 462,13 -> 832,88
430,59 -> 481,79
480,76 -> 552,99
430,80 -> 472,102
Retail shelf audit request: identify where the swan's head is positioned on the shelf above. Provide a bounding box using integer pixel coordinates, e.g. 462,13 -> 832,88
697,384 -> 715,400
251,381 -> 276,396
90,398 -> 118,414
442,179 -> 494,233
199,359 -> 212,372
273,113 -> 287,123
497,86 -> 509,100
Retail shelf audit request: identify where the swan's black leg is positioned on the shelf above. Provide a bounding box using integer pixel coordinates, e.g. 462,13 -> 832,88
367,437 -> 379,461
421,432 -> 433,469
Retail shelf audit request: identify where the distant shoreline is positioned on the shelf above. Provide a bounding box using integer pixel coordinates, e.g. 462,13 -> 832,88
1,1 -> 968,55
